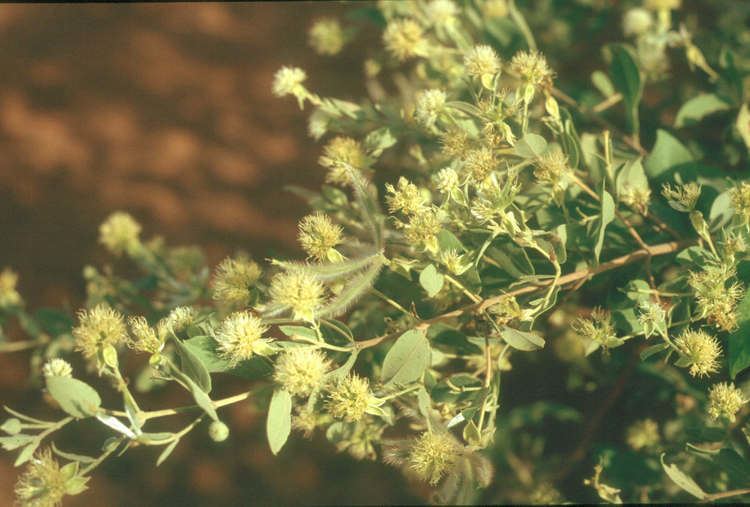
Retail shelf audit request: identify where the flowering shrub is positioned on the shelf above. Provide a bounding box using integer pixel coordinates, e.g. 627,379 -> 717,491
2,0 -> 750,504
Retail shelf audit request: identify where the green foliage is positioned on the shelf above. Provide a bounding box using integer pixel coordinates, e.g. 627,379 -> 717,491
1,0 -> 750,505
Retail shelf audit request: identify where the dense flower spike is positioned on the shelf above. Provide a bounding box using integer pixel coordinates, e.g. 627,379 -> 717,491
318,136 -> 366,186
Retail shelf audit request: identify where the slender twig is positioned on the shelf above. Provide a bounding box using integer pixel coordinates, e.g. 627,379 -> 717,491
355,240 -> 693,350
702,488 -> 750,503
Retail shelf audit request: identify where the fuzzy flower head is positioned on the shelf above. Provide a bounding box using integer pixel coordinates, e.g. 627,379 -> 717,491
408,432 -> 459,485
319,136 -> 366,186
571,308 -> 620,351
661,182 -> 701,212
298,213 -> 344,263
274,347 -> 331,397
326,374 -> 380,423
73,304 -> 127,360
434,167 -> 460,195
688,263 -> 743,331
534,150 -> 570,197
272,66 -> 307,98
269,268 -> 326,322
398,209 -> 445,253
674,329 -> 721,377
383,19 -> 427,62
440,249 -> 471,276
625,418 -> 660,451
15,448 -> 74,507
127,316 -> 163,354
623,8 -> 653,37
0,267 -> 22,309
730,181 -> 750,227
426,0 -> 458,28
99,212 -> 141,257
439,129 -> 469,158
464,45 -> 501,82
707,382 -> 746,422
620,185 -> 652,215
386,177 -> 429,216
510,50 -> 553,88
637,300 -> 667,338
308,18 -> 346,56
157,306 -> 195,338
42,359 -> 73,379
414,89 -> 447,129
212,255 -> 261,308
214,311 -> 271,365
462,147 -> 497,183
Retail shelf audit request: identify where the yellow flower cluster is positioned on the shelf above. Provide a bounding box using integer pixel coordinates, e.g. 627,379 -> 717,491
308,18 -> 346,56
73,304 -> 128,360
383,19 -> 427,61
269,269 -> 326,322
298,213 -> 344,263
326,374 -> 376,423
212,256 -> 262,307
274,347 -> 330,397
674,329 -> 721,377
98,212 -> 142,257
407,431 -> 459,485
707,382 -> 746,422
318,136 -> 366,186
214,311 -> 271,365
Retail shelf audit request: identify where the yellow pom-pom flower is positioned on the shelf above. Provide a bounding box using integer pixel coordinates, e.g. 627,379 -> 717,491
269,268 -> 326,322
274,347 -> 330,397
214,311 -> 272,365
383,19 -> 427,62
212,256 -> 261,307
326,374 -> 380,423
408,431 -> 459,485
14,448 -> 72,507
674,329 -> 721,377
707,382 -> 746,422
73,304 -> 128,360
298,213 -> 344,263
309,18 -> 346,56
98,212 -> 142,257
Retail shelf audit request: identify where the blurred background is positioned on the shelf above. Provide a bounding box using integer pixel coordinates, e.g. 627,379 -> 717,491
0,2 -> 423,505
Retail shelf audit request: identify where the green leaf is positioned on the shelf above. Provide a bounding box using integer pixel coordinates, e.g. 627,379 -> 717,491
419,264 -> 444,298
674,93 -> 731,128
174,337 -> 212,393
608,44 -> 642,134
660,454 -> 707,499
708,190 -> 734,231
729,287 -> 750,378
644,130 -> 694,179
46,376 -> 102,419
156,439 -> 179,467
595,189 -> 616,263
381,330 -> 431,386
591,70 -> 615,98
184,335 -> 231,373
514,133 -> 547,159
736,103 -> 750,151
714,448 -> 750,485
278,325 -> 318,341
438,229 -> 465,252
640,343 -> 669,361
500,326 -> 545,351
266,389 -> 292,455
615,157 -> 648,198
364,127 -> 397,157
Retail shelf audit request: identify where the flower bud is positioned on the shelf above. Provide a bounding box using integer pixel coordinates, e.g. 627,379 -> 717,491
408,431 -> 459,485
707,382 -> 746,422
208,421 -> 230,442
